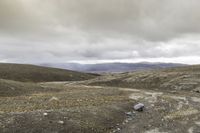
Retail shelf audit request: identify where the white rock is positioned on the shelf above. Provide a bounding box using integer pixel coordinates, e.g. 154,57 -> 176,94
124,120 -> 129,123
49,96 -> 59,101
117,128 -> 121,131
125,112 -> 132,116
58,120 -> 64,124
43,113 -> 48,116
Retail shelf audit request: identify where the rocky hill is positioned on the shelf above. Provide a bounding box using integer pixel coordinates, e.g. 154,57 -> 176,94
87,65 -> 200,92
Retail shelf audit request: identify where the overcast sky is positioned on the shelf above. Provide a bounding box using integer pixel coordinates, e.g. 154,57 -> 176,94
0,0 -> 200,64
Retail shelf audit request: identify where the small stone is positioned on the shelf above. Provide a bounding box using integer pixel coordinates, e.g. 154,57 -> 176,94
49,96 -> 59,102
134,103 -> 145,112
125,112 -> 132,116
58,120 -> 64,124
10,87 -> 15,90
124,120 -> 129,123
127,118 -> 133,121
43,113 -> 48,116
117,128 -> 121,131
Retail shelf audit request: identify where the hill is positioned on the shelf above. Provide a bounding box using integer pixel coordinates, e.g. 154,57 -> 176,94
0,63 -> 98,82
87,65 -> 200,92
39,62 -> 186,73
2,64 -> 200,133
76,65 -> 200,132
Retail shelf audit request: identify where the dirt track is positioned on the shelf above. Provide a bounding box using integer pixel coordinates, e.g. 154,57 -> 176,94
117,87 -> 200,133
40,82 -> 200,133
1,80 -> 200,133
60,82 -> 200,133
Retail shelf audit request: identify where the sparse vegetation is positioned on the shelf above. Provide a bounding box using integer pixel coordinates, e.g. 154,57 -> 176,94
0,83 -> 133,133
1,64 -> 200,132
0,64 -> 133,133
88,65 -> 200,92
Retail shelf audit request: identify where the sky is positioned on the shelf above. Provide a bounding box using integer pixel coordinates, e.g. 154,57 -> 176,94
0,0 -> 200,64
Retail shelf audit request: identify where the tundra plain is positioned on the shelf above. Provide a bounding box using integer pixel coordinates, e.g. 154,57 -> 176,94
1,64 -> 200,133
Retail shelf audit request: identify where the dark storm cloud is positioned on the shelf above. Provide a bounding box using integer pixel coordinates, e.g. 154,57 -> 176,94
0,0 -> 200,63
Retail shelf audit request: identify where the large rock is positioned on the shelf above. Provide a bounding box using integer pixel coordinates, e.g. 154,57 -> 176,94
134,103 -> 144,112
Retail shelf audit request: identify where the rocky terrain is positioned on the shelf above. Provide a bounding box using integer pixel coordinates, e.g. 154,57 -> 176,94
83,65 -> 200,133
1,64 -> 200,132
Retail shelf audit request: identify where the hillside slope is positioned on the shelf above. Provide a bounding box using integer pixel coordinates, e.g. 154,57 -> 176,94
76,65 -> 200,132
87,65 -> 200,92
0,63 -> 98,82
1,64 -> 200,132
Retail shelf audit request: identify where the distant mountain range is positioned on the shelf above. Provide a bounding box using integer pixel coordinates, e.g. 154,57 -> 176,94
39,62 -> 187,73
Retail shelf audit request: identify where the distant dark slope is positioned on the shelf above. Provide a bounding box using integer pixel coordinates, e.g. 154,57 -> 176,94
40,62 -> 186,73
0,63 -> 98,82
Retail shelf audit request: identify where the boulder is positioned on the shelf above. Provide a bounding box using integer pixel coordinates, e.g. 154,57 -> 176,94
134,103 -> 144,112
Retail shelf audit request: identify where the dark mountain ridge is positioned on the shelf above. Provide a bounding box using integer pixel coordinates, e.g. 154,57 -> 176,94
40,62 -> 187,73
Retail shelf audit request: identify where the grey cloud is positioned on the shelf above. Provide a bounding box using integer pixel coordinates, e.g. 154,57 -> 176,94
0,0 -> 200,63
1,0 -> 200,40
51,0 -> 200,41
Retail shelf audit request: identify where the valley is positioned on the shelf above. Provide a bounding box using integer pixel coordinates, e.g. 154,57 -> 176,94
1,64 -> 200,133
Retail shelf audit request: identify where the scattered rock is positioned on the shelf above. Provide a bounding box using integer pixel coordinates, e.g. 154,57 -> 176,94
117,128 -> 121,131
134,103 -> 145,112
58,120 -> 64,124
49,96 -> 59,102
43,113 -> 48,116
188,127 -> 194,133
124,120 -> 129,123
164,108 -> 199,120
191,97 -> 200,103
125,112 -> 132,116
144,128 -> 167,133
10,87 -> 15,90
195,121 -> 200,126
127,117 -> 133,121
194,87 -> 200,93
